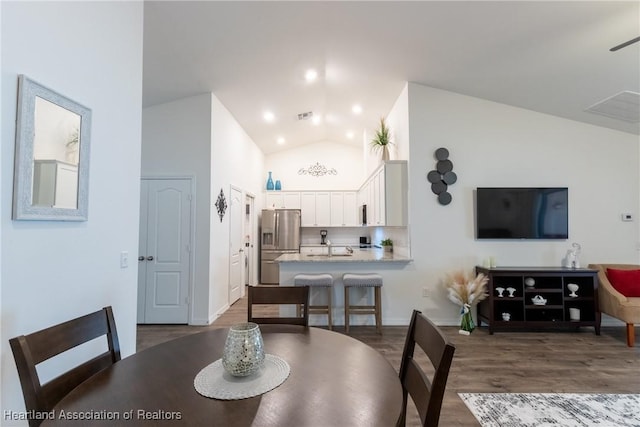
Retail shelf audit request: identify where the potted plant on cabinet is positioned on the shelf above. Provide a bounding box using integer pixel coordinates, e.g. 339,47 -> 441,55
370,117 -> 392,163
380,238 -> 393,252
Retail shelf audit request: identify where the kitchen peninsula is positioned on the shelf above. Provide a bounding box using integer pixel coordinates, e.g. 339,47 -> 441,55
276,248 -> 412,327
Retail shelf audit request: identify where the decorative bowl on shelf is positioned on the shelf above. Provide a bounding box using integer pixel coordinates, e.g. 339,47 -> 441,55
506,287 -> 516,297
531,295 -> 547,305
524,277 -> 535,288
495,287 -> 505,297
567,283 -> 579,297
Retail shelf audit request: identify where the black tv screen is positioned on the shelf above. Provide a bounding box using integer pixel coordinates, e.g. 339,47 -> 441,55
476,187 -> 568,239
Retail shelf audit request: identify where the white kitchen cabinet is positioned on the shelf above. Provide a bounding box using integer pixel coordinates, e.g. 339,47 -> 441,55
300,191 -> 331,226
265,191 -> 300,209
265,193 -> 284,209
300,246 -> 328,255
359,161 -> 408,227
300,192 -> 317,226
283,192 -> 301,209
342,192 -> 357,226
330,191 -> 358,226
315,192 -> 331,226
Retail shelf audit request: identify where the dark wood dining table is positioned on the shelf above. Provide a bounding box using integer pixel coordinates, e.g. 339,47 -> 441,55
41,325 -> 403,426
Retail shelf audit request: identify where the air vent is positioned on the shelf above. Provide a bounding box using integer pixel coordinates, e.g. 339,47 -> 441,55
297,111 -> 314,121
585,91 -> 640,123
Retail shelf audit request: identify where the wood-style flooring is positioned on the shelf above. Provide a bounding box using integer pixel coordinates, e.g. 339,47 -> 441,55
137,290 -> 640,426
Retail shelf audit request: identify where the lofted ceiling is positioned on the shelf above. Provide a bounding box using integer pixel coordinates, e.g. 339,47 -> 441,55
143,1 -> 640,154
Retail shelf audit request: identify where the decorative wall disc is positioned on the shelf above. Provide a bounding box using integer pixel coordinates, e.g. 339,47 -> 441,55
427,147 -> 457,205
435,147 -> 449,161
438,192 -> 452,205
215,189 -> 227,222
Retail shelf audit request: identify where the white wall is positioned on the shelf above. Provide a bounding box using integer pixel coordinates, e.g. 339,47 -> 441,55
265,141 -> 363,190
142,94 -> 212,325
210,95 -> 265,319
142,93 -> 264,324
405,82 -> 639,323
1,1 -> 143,422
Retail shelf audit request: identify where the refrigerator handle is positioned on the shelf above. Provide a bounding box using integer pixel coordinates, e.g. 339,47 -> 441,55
274,211 -> 279,248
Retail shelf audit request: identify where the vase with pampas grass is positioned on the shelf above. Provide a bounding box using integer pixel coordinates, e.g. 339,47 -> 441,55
444,270 -> 489,335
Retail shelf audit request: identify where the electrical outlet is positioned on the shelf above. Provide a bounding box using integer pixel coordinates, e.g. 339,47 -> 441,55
120,251 -> 129,268
621,213 -> 633,222
422,287 -> 429,298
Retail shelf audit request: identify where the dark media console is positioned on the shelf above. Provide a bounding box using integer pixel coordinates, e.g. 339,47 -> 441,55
476,266 -> 600,335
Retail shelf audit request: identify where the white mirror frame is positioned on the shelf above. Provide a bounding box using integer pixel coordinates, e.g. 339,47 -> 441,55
13,75 -> 91,221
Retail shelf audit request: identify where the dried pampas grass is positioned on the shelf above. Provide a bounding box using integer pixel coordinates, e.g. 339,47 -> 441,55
445,270 -> 489,307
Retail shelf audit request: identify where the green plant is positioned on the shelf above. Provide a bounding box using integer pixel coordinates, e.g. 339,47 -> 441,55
370,117 -> 392,152
380,238 -> 393,246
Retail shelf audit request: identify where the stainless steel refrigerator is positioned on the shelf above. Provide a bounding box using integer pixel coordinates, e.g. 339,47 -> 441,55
260,209 -> 301,284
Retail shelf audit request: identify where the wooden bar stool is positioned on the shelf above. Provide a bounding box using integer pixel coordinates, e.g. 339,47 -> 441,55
294,273 -> 334,329
343,273 -> 383,334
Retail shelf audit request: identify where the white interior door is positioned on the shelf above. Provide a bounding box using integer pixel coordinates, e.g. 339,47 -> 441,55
138,178 -> 192,324
229,186 -> 243,304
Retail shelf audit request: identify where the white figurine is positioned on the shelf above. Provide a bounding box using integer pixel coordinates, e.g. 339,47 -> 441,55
563,242 -> 581,269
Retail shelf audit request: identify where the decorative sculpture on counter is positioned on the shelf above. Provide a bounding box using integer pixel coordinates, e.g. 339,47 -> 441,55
563,242 -> 581,269
427,147 -> 457,205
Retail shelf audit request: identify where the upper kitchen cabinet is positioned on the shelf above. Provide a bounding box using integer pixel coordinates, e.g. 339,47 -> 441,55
300,192 -> 331,226
359,161 -> 408,227
330,191 -> 358,226
265,191 -> 300,209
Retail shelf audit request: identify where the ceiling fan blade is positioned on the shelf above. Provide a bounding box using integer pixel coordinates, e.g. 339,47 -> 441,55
610,36 -> 640,52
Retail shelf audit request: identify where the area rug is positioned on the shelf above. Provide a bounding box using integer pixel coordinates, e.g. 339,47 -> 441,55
459,393 -> 640,427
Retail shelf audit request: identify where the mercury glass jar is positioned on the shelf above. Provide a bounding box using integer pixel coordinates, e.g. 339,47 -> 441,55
222,322 -> 265,377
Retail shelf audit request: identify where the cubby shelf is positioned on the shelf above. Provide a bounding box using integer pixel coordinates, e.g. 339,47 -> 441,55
476,266 -> 600,335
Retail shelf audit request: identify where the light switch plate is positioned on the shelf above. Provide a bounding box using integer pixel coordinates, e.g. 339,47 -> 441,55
120,251 -> 129,268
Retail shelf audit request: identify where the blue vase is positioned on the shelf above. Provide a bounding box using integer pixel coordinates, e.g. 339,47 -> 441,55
275,180 -> 281,190
266,171 -> 274,190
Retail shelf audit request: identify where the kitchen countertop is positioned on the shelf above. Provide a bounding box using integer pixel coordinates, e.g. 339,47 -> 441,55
276,249 -> 411,263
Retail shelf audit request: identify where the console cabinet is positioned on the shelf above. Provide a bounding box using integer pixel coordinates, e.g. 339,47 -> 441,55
476,266 -> 600,335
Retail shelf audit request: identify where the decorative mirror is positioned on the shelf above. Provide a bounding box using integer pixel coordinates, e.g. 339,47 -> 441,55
12,75 -> 91,221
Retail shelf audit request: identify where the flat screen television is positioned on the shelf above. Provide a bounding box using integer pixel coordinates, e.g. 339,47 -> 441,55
476,187 -> 568,239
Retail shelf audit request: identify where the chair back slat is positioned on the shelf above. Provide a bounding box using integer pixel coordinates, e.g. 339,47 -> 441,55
248,285 -> 309,326
398,310 -> 455,427
9,307 -> 120,427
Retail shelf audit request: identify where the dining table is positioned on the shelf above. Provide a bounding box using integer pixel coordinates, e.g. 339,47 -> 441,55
40,325 -> 403,426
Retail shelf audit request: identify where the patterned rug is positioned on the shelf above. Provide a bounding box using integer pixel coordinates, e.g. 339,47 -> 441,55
459,393 -> 640,427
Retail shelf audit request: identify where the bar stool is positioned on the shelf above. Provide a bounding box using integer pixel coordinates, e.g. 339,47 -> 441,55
293,273 -> 334,329
342,273 -> 383,334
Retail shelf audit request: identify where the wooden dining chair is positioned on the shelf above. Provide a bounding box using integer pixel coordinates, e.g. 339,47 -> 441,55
9,306 -> 121,427
247,285 -> 310,326
397,310 -> 456,427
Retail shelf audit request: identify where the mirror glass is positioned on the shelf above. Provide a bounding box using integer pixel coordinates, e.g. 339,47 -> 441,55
13,75 -> 91,221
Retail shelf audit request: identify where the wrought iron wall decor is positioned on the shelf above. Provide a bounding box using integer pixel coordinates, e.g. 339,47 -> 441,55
298,162 -> 337,177
427,147 -> 457,205
215,188 -> 227,222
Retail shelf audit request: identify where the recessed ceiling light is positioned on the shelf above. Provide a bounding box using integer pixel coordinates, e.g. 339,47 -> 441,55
352,104 -> 362,114
305,69 -> 318,82
346,131 -> 354,139
277,137 -> 285,145
263,111 -> 275,122
312,115 -> 321,125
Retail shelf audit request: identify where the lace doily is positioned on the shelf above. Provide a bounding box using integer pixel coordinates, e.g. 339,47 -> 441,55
194,354 -> 290,400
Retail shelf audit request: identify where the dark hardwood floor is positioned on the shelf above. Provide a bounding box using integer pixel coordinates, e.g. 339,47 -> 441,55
137,289 -> 640,426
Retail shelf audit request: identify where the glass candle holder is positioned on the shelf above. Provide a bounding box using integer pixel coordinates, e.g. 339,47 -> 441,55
222,322 -> 265,377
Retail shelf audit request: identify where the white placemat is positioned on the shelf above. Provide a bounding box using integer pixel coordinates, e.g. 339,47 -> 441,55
194,354 -> 290,400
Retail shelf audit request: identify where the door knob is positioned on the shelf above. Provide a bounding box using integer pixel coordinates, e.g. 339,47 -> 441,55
138,256 -> 145,261
146,256 -> 154,261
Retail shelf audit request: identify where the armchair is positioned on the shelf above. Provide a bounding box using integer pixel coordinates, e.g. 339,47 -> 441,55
588,264 -> 640,347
